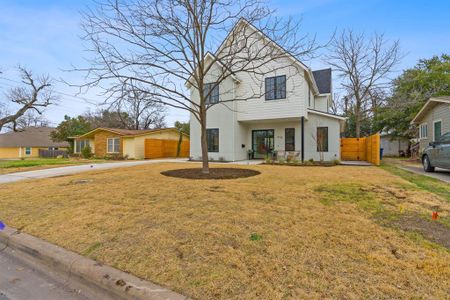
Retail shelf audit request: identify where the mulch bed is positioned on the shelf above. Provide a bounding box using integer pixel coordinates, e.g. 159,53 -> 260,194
161,168 -> 261,180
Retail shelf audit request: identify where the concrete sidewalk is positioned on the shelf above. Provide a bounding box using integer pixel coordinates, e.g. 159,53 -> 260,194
401,165 -> 450,183
0,159 -> 187,184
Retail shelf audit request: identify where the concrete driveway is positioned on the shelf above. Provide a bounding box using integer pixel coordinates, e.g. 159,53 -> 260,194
0,159 -> 187,184
401,165 -> 450,183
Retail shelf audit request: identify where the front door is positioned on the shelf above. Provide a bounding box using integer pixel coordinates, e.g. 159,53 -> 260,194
252,129 -> 274,159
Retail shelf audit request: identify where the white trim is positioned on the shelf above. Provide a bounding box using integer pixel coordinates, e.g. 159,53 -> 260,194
106,137 -> 120,154
411,97 -> 450,124
433,119 -> 442,142
307,109 -> 347,120
419,122 -> 428,140
25,147 -> 32,156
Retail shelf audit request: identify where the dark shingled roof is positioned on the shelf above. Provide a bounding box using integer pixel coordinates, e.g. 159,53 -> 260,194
312,68 -> 332,94
0,127 -> 69,148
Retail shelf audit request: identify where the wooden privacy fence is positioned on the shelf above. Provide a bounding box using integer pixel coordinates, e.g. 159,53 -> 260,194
38,149 -> 68,158
340,133 -> 380,165
144,138 -> 190,159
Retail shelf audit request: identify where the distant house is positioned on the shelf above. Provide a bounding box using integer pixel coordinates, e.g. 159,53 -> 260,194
411,96 -> 450,152
0,127 -> 69,159
71,127 -> 189,159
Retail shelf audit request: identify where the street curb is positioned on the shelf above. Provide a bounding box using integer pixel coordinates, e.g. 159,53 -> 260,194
0,226 -> 188,300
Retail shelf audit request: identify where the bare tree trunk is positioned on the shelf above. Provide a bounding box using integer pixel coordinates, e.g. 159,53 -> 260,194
200,110 -> 209,174
355,100 -> 361,138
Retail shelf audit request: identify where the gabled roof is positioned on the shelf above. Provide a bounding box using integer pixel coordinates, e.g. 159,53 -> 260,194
312,68 -> 332,94
185,52 -> 240,88
215,18 -> 321,95
411,96 -> 450,124
0,127 -> 69,148
73,127 -> 188,139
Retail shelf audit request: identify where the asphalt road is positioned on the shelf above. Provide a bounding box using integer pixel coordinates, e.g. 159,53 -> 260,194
0,249 -> 90,300
402,165 -> 450,183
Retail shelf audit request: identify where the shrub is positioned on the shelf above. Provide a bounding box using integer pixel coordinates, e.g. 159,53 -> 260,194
332,159 -> 341,165
249,233 -> 262,241
81,145 -> 92,159
277,157 -> 286,164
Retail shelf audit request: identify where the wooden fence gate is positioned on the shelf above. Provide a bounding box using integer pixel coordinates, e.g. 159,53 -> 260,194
144,139 -> 190,159
340,133 -> 380,165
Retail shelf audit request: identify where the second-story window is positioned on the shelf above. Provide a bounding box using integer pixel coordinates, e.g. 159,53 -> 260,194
204,83 -> 219,104
265,75 -> 286,100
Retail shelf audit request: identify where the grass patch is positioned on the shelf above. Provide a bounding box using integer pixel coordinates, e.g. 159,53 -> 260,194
381,163 -> 450,203
0,158 -> 106,174
0,163 -> 449,299
315,183 -> 384,214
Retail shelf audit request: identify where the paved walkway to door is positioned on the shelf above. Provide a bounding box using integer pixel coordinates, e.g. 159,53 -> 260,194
0,159 -> 188,184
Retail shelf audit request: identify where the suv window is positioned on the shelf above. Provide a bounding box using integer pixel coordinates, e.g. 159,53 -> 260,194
437,132 -> 450,144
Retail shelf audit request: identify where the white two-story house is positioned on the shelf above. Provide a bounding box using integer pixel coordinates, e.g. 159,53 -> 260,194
189,19 -> 346,162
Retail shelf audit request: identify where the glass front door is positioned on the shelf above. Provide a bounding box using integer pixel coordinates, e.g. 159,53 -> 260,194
252,129 -> 274,159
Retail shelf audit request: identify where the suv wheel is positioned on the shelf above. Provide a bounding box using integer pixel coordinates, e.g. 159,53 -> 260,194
423,155 -> 435,172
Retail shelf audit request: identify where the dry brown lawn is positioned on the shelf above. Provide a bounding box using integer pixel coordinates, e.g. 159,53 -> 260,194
0,163 -> 449,299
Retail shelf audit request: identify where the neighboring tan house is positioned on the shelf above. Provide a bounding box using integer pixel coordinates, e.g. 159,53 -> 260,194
72,127 -> 189,159
411,96 -> 450,153
0,127 -> 69,159
188,19 -> 346,162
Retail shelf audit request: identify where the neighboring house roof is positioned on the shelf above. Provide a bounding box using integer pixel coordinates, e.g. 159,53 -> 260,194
73,127 -> 188,139
312,69 -> 332,94
0,127 -> 69,148
411,96 -> 450,124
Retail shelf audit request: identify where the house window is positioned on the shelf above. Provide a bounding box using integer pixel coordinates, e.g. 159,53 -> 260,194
285,128 -> 295,151
433,120 -> 442,141
419,123 -> 428,139
25,147 -> 31,155
317,127 -> 328,152
265,75 -> 286,100
206,129 -> 219,152
75,140 -> 90,153
107,138 -> 120,153
204,83 -> 219,104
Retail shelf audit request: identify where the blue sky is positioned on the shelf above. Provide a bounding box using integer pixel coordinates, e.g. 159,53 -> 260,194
0,0 -> 449,127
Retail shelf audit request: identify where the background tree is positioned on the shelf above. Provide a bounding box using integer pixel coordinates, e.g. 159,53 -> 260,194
14,111 -> 49,130
112,82 -> 167,130
83,109 -> 132,129
174,121 -> 190,135
51,115 -> 92,150
327,30 -> 401,137
374,54 -> 450,138
76,0 -> 320,174
0,67 -> 56,132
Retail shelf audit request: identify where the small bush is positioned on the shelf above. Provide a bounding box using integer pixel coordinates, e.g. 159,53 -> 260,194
277,157 -> 286,164
81,145 -> 93,159
332,159 -> 341,165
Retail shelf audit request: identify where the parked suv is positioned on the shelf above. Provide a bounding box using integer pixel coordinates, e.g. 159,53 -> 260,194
422,132 -> 450,172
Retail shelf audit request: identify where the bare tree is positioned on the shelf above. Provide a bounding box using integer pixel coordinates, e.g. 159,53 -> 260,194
114,82 -> 167,130
327,30 -> 401,137
14,111 -> 50,130
75,0 -> 320,173
0,67 -> 56,132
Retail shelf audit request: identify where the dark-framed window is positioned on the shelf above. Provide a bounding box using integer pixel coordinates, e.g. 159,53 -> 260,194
285,128 -> 295,151
206,128 -> 219,152
204,83 -> 219,104
317,127 -> 328,152
265,75 -> 286,100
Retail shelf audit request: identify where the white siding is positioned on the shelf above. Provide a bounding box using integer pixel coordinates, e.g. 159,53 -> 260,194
304,113 -> 341,161
419,103 -> 450,152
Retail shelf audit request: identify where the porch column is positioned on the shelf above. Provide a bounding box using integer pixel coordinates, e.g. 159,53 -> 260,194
301,116 -> 305,162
